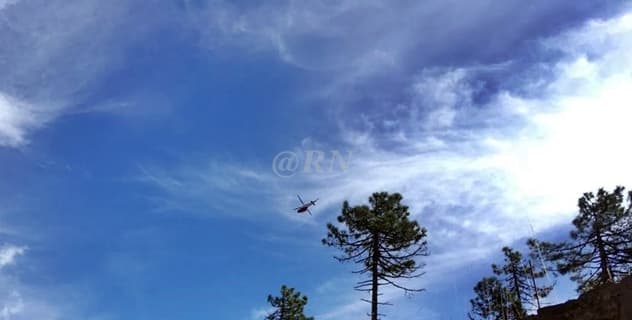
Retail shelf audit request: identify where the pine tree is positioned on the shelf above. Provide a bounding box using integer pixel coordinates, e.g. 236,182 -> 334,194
322,192 -> 429,320
528,186 -> 632,292
492,247 -> 552,318
468,276 -> 511,320
266,285 -> 313,320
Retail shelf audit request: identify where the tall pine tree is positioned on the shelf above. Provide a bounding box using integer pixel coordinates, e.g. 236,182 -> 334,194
529,186 -> 632,292
266,285 -> 313,320
492,247 -> 552,318
468,276 -> 511,320
323,192 -> 429,320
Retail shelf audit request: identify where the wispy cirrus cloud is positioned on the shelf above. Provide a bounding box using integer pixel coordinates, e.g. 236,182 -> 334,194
0,243 -> 112,320
187,0 -> 617,99
0,245 -> 25,319
0,0 -> 616,149
0,93 -> 59,148
0,245 -> 62,320
139,7 -> 632,318
0,0 -> 174,148
137,162 -> 287,220
0,244 -> 25,269
0,0 -> 18,11
249,306 -> 273,320
0,0 -> 119,147
140,6 -> 632,247
316,9 -> 632,317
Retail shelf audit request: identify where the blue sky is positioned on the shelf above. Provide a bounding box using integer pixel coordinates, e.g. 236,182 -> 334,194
1,1 -> 632,319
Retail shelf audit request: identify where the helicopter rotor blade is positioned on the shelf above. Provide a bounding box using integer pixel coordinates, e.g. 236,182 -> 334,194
297,194 -> 305,205
307,208 -> 313,216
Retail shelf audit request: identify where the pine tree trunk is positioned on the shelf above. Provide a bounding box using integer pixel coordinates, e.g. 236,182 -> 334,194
528,260 -> 541,310
500,291 -> 508,320
371,233 -> 379,320
511,271 -> 524,319
596,232 -> 613,284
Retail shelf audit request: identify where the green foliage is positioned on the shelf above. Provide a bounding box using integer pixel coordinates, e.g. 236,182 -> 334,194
266,285 -> 313,320
468,277 -> 511,320
528,186 -> 632,292
322,192 -> 429,320
493,247 -> 552,317
469,247 -> 554,320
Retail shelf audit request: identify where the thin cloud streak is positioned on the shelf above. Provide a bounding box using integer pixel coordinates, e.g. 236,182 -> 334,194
311,9 -> 632,318
0,0 -> 171,148
138,8 -> 632,318
0,243 -> 106,320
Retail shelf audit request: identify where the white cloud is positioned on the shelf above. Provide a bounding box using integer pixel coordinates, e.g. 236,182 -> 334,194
0,93 -> 57,148
188,0 -> 616,103
137,162 -> 288,220
249,306 -> 273,320
0,243 -> 110,320
0,0 -> 106,147
315,298 -> 366,320
330,8 -> 632,238
0,0 -> 19,11
0,283 -> 63,320
0,0 -> 161,148
0,244 -> 61,320
141,7 -> 632,319
0,245 -> 25,269
309,9 -> 632,318
0,291 -> 23,320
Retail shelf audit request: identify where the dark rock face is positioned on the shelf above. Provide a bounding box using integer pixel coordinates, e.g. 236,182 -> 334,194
528,277 -> 632,320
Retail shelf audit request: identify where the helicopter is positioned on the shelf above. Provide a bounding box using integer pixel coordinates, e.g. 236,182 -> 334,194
294,194 -> 318,215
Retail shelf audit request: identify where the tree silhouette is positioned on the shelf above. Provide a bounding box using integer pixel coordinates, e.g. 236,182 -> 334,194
468,276 -> 511,320
469,247 -> 554,320
266,285 -> 313,320
528,186 -> 632,292
322,192 -> 429,320
492,247 -> 553,317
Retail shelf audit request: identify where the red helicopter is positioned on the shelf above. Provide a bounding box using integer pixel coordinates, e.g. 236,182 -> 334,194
294,194 -> 318,215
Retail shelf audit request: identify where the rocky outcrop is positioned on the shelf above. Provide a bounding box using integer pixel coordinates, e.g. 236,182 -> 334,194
528,277 -> 632,320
